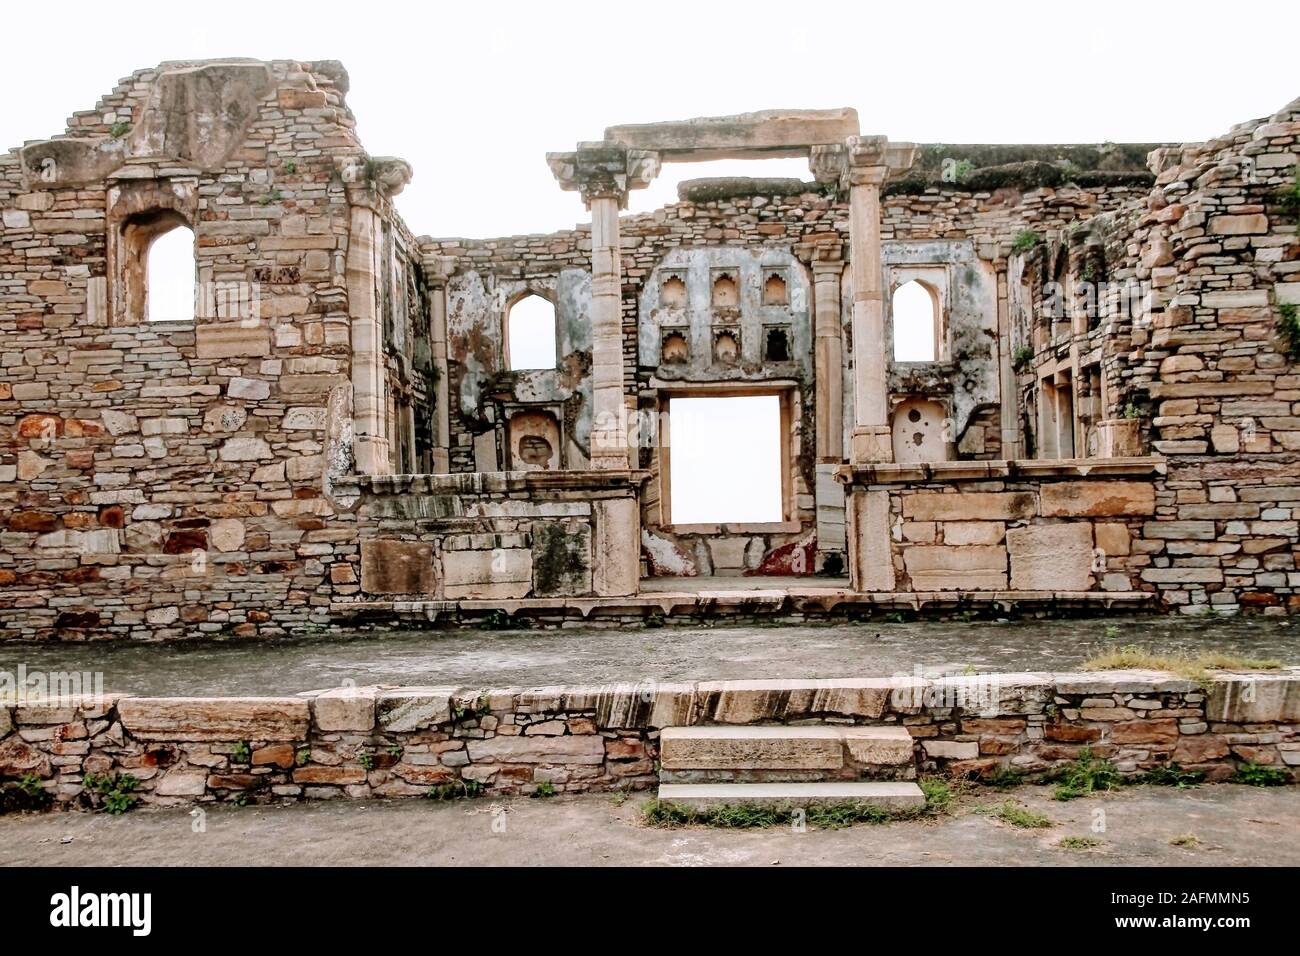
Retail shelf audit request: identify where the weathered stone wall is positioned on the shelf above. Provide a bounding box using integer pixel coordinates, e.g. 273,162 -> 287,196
2,670 -> 1294,810
0,60 -> 425,641
328,471 -> 644,602
1015,97 -> 1300,613
425,178 -> 1146,576
844,461 -> 1161,594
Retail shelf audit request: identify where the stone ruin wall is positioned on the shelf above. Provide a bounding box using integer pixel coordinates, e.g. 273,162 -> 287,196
425,177 -> 1148,579
0,57 -> 1297,641
1003,97 -> 1300,613
2,671 -> 1295,810
0,60 -> 422,641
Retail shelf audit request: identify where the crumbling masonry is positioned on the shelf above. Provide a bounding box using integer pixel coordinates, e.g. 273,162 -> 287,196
2,59 -> 1299,640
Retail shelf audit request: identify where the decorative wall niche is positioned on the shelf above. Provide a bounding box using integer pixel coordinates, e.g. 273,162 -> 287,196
507,408 -> 562,471
762,270 -> 789,305
764,327 -> 791,363
662,332 -> 689,364
711,271 -> 739,309
713,330 -> 740,365
661,273 -> 688,309
891,397 -> 950,464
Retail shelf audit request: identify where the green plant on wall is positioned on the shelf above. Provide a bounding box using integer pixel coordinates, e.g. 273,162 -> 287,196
1278,303 -> 1300,362
83,772 -> 140,815
1012,345 -> 1034,372
1012,229 -> 1042,255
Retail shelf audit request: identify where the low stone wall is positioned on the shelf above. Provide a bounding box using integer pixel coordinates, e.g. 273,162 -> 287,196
330,471 -> 647,603
844,457 -> 1162,594
2,670 -> 1295,811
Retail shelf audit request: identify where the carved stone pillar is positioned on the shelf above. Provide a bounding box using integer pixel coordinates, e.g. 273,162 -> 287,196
547,143 -> 659,470
423,254 -> 456,474
346,203 -> 389,475
339,154 -> 413,477
811,137 -> 918,465
812,254 -> 845,461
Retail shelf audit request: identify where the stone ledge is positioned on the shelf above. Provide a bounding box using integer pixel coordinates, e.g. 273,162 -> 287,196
330,589 -> 1156,622
335,470 -> 652,498
836,456 -> 1167,486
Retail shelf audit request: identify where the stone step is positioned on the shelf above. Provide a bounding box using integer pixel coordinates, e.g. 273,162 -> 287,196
656,781 -> 926,810
659,725 -> 914,773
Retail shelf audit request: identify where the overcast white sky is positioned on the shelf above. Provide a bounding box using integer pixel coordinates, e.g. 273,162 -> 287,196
3,1 -> 1297,239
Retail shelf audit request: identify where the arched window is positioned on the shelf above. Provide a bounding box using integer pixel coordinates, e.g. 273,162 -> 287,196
892,280 -> 940,362
506,294 -> 558,370
145,224 -> 196,322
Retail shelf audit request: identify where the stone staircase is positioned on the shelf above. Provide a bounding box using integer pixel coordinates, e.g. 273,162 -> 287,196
656,724 -> 926,809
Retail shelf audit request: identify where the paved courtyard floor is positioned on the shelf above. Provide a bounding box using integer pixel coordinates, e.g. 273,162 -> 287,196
3,784 -> 1296,867
1,615 -> 1295,697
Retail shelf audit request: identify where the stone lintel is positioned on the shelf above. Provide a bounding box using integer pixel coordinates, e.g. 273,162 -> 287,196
603,108 -> 859,158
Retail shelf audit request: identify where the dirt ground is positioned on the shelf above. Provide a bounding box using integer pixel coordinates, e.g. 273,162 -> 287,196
3,784 -> 1296,867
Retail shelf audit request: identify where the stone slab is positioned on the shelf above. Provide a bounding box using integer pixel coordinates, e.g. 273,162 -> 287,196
360,538 -> 436,596
660,725 -> 846,771
1007,523 -> 1094,591
117,697 -> 309,742
1040,481 -> 1156,518
656,780 -> 925,810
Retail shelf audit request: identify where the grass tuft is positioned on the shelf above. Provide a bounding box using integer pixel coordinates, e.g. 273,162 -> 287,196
1050,748 -> 1122,801
642,774 -> 958,830
990,800 -> 1053,829
1080,645 -> 1281,687
1057,835 -> 1103,849
1231,762 -> 1289,787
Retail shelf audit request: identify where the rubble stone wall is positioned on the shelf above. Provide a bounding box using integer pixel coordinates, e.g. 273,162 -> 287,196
2,670 -> 1294,810
1016,98 -> 1300,613
0,60 -> 423,641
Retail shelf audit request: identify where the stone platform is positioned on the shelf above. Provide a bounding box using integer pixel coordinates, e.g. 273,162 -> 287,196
331,578 -> 1155,625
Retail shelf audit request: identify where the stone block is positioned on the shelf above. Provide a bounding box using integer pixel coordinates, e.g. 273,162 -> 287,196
593,498 -> 638,597
904,545 -> 1007,590
530,521 -> 592,596
942,521 -> 1005,546
377,687 -> 456,732
442,547 -> 531,599
155,769 -> 208,796
1007,523 -> 1094,591
923,740 -> 979,760
195,324 -> 271,359
660,726 -> 845,771
1040,481 -> 1155,518
360,538 -> 436,596
1094,523 -> 1131,557
117,697 -> 309,741
464,734 -> 606,765
1207,674 -> 1300,723
850,489 -> 894,591
311,687 -> 377,732
903,492 -> 1035,522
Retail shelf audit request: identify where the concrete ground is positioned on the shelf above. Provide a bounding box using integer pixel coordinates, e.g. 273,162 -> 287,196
2,615 -> 1295,697
3,784 -> 1296,867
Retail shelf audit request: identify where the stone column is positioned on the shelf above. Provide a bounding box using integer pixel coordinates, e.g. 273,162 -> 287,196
346,203 -> 390,475
339,154 -> 413,477
423,254 -> 456,474
547,144 -> 659,471
812,254 -> 845,461
847,142 -> 892,463
812,137 -> 918,465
